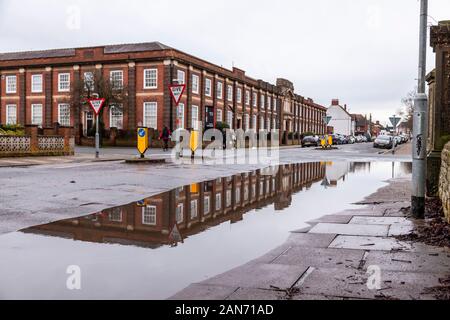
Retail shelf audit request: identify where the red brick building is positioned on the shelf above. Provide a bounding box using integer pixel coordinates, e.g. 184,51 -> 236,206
0,42 -> 327,145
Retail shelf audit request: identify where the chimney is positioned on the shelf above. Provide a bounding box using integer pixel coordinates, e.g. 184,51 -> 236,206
331,99 -> 339,106
344,104 -> 347,111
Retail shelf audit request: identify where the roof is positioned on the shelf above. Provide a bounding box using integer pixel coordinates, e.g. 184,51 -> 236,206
328,104 -> 352,118
352,114 -> 367,126
0,41 -> 172,62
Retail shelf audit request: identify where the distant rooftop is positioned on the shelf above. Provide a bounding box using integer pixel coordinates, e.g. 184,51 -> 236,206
0,41 -> 172,62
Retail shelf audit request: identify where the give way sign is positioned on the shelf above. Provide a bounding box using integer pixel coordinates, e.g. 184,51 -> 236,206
88,98 -> 106,115
169,84 -> 186,106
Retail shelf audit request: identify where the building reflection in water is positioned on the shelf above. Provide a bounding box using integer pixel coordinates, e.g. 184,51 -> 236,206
21,162 -> 332,248
22,161 -> 411,249
22,162 -> 411,248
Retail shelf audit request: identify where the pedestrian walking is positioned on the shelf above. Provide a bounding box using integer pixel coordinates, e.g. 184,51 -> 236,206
159,125 -> 172,152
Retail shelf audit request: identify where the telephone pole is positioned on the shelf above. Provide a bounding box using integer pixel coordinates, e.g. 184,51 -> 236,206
411,0 -> 428,218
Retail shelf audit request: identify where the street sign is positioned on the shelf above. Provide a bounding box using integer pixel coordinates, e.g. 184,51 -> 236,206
169,224 -> 183,244
88,98 -> 106,115
389,116 -> 401,128
169,84 -> 186,106
137,127 -> 149,157
323,116 -> 332,125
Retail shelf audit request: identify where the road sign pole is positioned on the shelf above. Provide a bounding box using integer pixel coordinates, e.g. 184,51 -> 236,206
95,114 -> 100,159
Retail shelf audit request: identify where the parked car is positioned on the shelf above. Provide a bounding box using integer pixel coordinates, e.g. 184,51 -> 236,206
373,135 -> 394,149
302,135 -> 319,147
394,136 -> 402,146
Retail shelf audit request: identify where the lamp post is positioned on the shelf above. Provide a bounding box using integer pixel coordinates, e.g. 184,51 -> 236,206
411,0 -> 428,218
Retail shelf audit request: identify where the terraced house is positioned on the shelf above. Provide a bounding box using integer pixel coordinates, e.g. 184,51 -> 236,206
0,42 -> 327,146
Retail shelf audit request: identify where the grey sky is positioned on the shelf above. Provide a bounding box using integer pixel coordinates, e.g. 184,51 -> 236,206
1,0 -> 449,124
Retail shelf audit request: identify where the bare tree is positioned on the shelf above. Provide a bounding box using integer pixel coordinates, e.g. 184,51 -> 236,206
399,89 -> 415,130
70,72 -> 129,141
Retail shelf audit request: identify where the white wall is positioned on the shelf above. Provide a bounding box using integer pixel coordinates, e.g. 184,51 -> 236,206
327,106 -> 352,135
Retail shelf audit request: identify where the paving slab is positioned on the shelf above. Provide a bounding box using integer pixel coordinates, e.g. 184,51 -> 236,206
364,251 -> 450,273
200,263 -> 309,291
308,215 -> 354,224
333,209 -> 385,217
271,247 -> 365,269
388,224 -> 415,236
294,267 -> 441,300
349,217 -> 410,225
169,283 -> 238,300
329,236 -> 413,251
284,233 -> 337,248
309,223 -> 389,237
294,267 -> 378,299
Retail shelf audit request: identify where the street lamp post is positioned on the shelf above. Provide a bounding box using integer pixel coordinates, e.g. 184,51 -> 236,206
412,0 -> 428,218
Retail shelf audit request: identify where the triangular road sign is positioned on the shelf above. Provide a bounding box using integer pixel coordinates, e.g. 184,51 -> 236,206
323,116 -> 332,125
88,98 -> 106,115
169,224 -> 183,244
389,116 -> 401,128
169,84 -> 186,106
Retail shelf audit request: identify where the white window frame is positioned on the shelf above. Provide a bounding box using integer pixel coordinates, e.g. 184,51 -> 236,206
260,94 -> 265,108
204,196 -> 210,215
177,70 -> 185,85
227,85 -> 233,102
109,104 -> 123,129
190,199 -> 198,219
31,74 -> 43,93
235,187 -> 241,203
58,103 -> 71,126
205,78 -> 212,97
142,205 -> 157,226
226,190 -> 232,207
192,74 -> 199,94
109,208 -> 123,222
245,90 -> 250,105
110,70 -> 123,89
31,104 -> 43,126
252,115 -> 257,129
84,72 -> 95,91
215,193 -> 222,211
6,104 -> 17,125
216,81 -> 223,99
176,203 -> 184,224
191,105 -> 199,130
58,73 -> 70,92
5,75 -> 17,94
144,69 -> 158,89
216,109 -> 223,123
227,111 -> 233,129
260,116 -> 265,130
143,102 -> 158,129
237,88 -> 242,103
252,92 -> 257,107
244,114 -> 250,131
177,103 -> 185,129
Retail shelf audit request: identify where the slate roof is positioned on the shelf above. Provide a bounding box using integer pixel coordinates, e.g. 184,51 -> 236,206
0,42 -> 172,62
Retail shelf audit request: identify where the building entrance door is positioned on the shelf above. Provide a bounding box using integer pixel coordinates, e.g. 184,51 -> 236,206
84,111 -> 94,137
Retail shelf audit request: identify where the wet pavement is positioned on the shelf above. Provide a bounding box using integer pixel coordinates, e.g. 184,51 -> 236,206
172,175 -> 450,301
0,161 -> 415,299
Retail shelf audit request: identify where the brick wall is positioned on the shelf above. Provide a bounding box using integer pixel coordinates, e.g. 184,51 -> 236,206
439,142 -> 450,222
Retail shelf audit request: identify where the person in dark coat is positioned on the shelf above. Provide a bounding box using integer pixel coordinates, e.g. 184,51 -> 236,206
159,125 -> 171,151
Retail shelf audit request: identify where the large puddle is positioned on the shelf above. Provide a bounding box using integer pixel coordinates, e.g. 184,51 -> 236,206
0,161 -> 411,299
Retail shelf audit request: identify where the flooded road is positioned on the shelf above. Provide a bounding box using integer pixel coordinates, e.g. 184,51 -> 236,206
0,162 -> 411,299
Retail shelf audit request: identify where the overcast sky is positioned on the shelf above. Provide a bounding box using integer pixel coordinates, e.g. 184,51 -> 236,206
1,0 -> 449,124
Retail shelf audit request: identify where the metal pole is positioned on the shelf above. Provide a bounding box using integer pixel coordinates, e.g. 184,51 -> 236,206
411,0 -> 428,218
95,115 -> 99,159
